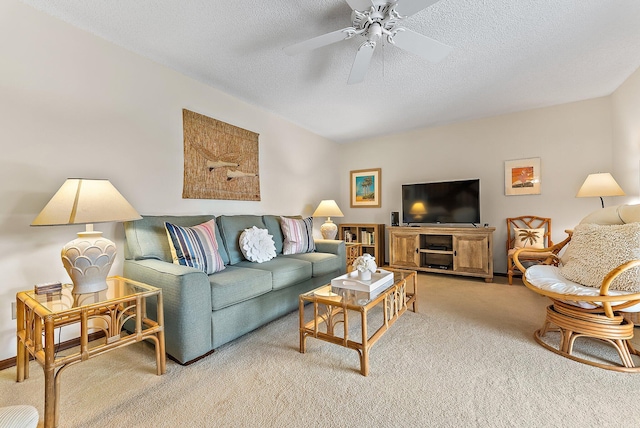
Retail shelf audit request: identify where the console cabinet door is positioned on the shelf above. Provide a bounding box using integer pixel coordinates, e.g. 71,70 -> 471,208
453,234 -> 490,275
389,231 -> 420,268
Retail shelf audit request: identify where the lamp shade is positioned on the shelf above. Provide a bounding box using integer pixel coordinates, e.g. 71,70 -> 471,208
312,200 -> 344,218
32,179 -> 141,294
313,200 -> 343,240
576,173 -> 625,198
32,178 -> 141,226
576,173 -> 625,209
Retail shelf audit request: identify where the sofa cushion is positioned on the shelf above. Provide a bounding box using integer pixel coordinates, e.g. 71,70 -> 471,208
125,215 -> 229,265
282,252 -> 342,277
280,216 -> 315,255
209,266 -> 273,311
165,219 -> 226,274
217,215 -> 267,265
262,215 -> 285,254
559,222 -> 640,292
236,257 -> 312,290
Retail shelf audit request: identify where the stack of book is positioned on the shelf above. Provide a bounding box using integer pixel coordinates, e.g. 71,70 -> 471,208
360,231 -> 375,245
34,282 -> 62,294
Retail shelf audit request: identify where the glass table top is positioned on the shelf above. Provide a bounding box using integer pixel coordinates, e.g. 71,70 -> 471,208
302,269 -> 414,307
22,276 -> 157,313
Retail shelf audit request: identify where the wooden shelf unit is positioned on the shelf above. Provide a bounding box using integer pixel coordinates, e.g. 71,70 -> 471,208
338,223 -> 385,268
388,226 -> 495,282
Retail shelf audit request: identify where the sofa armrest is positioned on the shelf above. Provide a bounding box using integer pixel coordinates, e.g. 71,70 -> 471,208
123,259 -> 212,364
315,239 -> 346,272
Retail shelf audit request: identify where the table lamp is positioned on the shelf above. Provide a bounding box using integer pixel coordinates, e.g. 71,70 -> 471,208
576,172 -> 625,208
31,178 -> 142,294
313,200 -> 344,239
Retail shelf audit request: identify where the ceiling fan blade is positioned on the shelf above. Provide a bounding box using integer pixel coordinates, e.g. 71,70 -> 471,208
347,41 -> 376,85
345,0 -> 374,11
390,28 -> 452,63
284,27 -> 358,56
394,0 -> 440,17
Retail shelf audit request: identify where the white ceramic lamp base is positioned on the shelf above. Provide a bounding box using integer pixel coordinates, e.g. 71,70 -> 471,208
320,219 -> 338,240
61,229 -> 116,294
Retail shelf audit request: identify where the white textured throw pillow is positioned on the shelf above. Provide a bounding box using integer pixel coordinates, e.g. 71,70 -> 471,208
239,226 -> 276,263
559,222 -> 640,292
513,227 -> 545,249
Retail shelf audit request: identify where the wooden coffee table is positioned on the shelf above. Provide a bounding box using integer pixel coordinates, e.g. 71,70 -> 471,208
299,268 -> 417,376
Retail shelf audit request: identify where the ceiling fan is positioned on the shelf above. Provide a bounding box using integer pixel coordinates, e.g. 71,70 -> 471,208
284,0 -> 452,85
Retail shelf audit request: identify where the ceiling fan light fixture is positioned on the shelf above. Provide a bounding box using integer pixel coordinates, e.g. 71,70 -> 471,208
284,0 -> 452,84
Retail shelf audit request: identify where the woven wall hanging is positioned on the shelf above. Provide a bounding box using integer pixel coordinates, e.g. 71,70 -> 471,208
182,109 -> 260,201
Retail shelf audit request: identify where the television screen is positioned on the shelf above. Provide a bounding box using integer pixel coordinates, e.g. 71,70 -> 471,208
402,179 -> 480,225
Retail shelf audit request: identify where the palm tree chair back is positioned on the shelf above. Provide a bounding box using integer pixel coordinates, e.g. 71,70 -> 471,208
506,216 -> 553,285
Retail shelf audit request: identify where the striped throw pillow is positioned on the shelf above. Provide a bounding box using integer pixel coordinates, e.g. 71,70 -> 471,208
165,219 -> 225,274
280,216 -> 316,255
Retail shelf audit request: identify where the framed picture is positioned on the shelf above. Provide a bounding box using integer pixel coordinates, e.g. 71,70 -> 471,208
350,168 -> 381,208
504,157 -> 541,196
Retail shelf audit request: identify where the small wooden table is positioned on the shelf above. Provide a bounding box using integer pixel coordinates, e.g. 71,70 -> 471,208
16,276 -> 165,428
299,269 -> 417,376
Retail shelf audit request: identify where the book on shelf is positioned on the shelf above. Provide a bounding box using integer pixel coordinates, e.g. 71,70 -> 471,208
360,230 -> 375,245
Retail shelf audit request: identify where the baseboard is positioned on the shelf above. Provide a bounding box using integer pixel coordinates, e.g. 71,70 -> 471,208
0,331 -> 105,371
168,349 -> 216,366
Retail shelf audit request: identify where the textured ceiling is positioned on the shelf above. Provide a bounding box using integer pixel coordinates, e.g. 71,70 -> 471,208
21,0 -> 640,143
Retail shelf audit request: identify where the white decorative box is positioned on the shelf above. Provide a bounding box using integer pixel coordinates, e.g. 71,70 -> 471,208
331,269 -> 394,293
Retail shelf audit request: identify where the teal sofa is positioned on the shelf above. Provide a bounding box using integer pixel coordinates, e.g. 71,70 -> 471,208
123,214 -> 346,364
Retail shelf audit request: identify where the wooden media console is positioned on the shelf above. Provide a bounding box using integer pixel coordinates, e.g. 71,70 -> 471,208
388,226 -> 495,282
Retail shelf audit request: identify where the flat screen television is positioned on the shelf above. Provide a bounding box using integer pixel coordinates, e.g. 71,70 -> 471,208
402,179 -> 480,225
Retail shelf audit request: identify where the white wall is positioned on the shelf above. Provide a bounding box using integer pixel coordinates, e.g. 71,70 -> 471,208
337,98 -> 621,273
611,67 -> 640,202
0,1 -> 339,360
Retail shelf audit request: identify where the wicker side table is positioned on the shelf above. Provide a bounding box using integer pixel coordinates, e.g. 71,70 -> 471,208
16,276 -> 165,428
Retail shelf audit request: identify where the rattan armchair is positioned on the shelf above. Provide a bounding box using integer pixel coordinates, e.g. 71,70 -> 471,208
506,216 -> 553,285
514,226 -> 640,372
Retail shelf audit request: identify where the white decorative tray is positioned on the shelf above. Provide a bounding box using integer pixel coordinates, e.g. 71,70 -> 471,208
331,269 -> 394,293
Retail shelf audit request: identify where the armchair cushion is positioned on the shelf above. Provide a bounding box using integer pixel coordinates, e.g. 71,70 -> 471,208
513,227 -> 545,249
526,265 -> 640,311
559,222 -> 640,292
0,405 -> 39,428
508,248 -> 553,257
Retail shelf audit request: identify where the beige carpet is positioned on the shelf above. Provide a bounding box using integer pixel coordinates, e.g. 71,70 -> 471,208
2,274 -> 640,428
